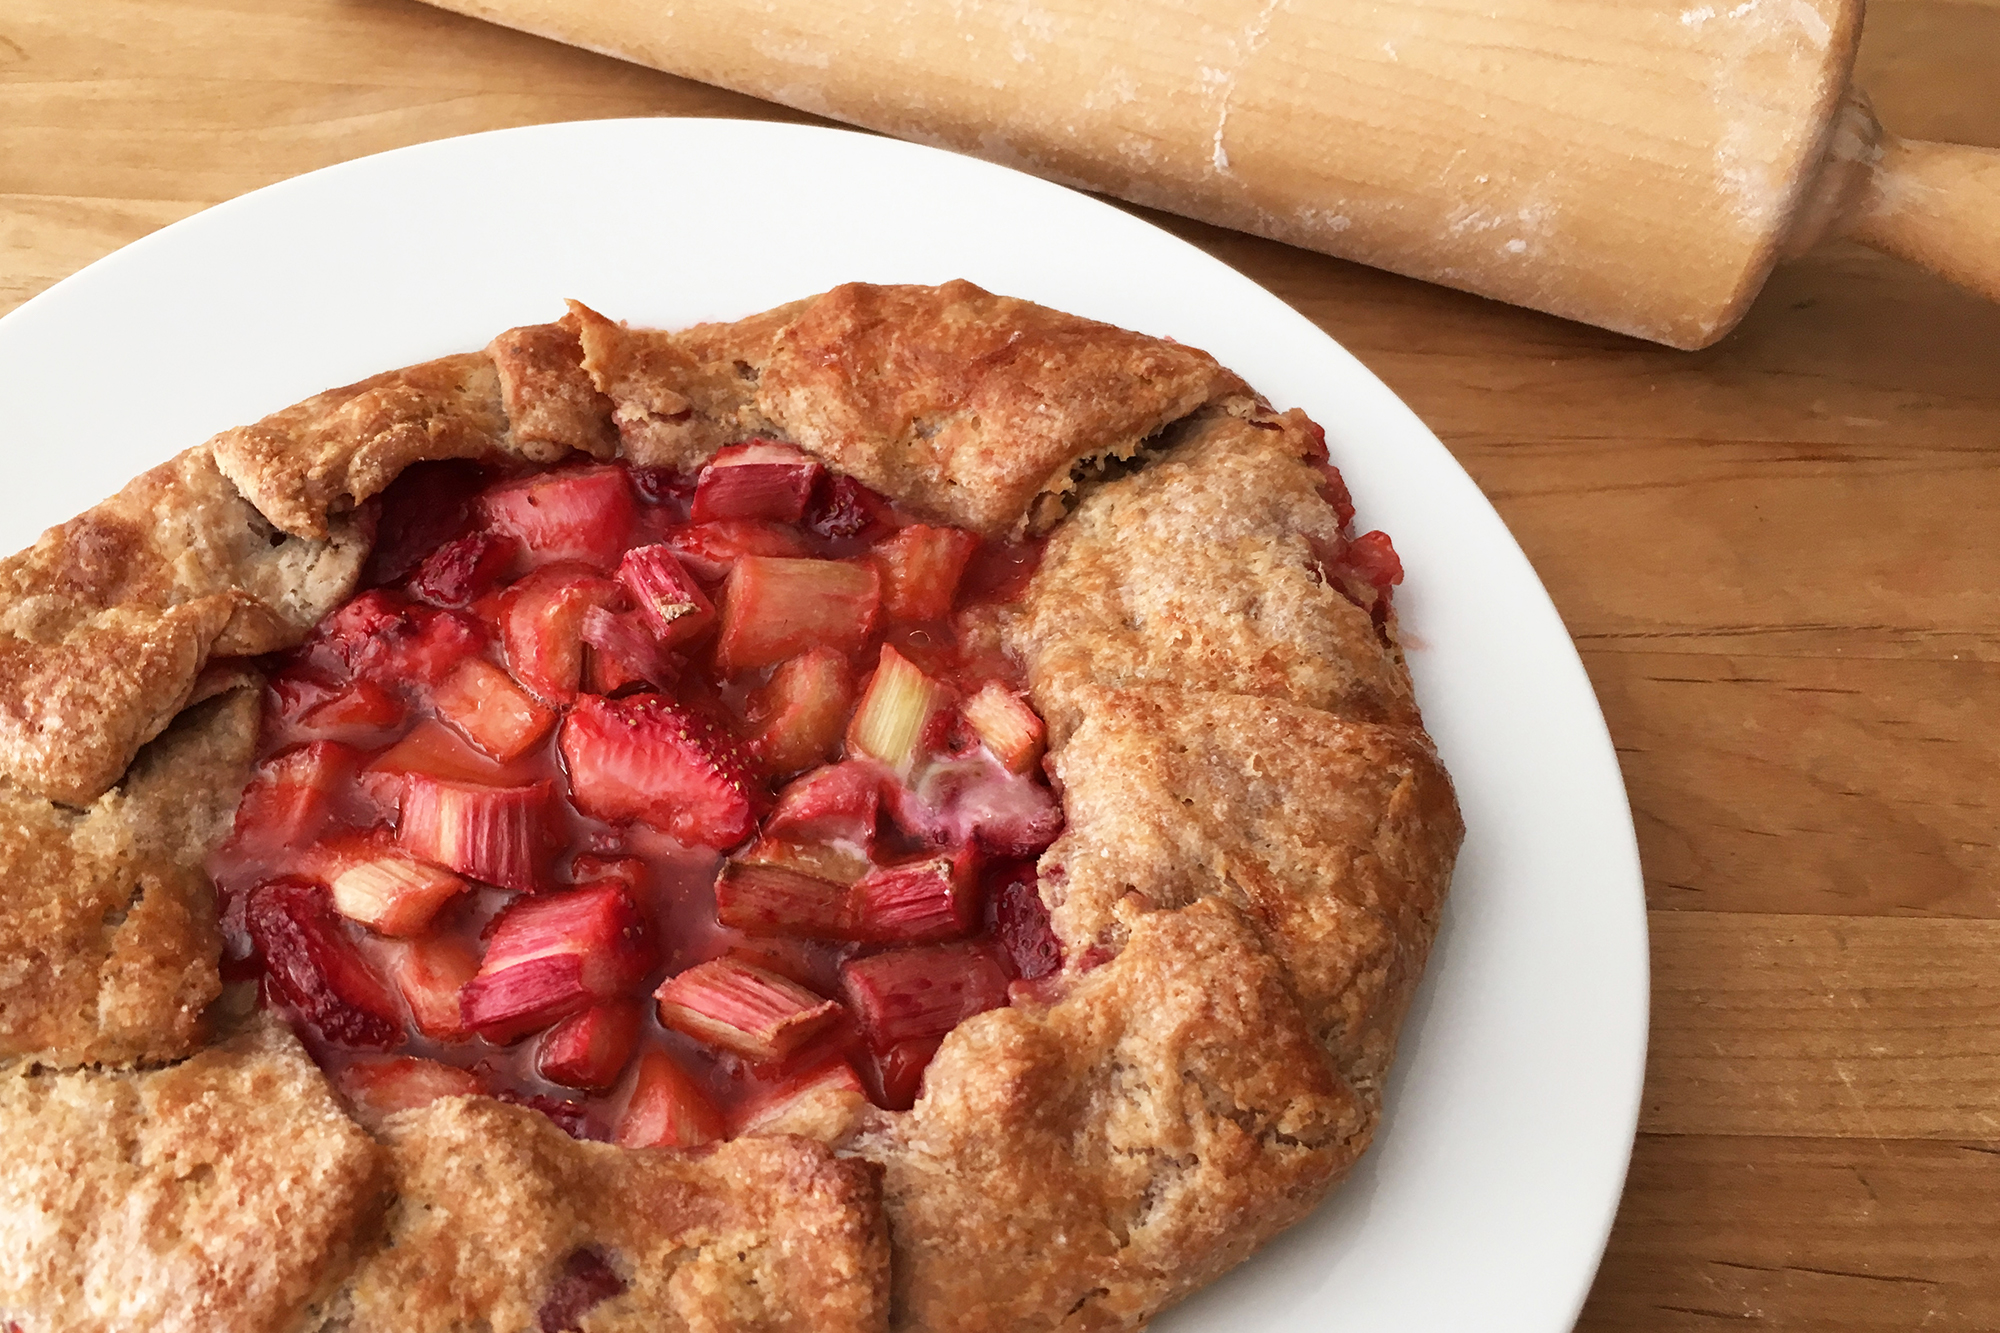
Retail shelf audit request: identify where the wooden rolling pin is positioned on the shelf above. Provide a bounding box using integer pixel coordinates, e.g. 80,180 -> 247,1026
423,0 -> 1998,348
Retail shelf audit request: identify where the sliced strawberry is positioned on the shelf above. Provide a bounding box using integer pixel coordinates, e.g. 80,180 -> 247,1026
434,657 -> 556,761
871,1036 -> 944,1112
615,544 -> 716,648
662,519 -> 815,581
839,941 -> 1010,1050
325,839 -> 468,937
614,1048 -> 724,1149
747,648 -> 856,776
336,1055 -> 482,1126
992,865 -> 1062,981
579,606 -> 679,694
390,934 -> 480,1041
559,694 -> 766,850
960,682 -> 1046,775
731,1056 -> 866,1136
397,775 -> 554,892
225,740 -> 360,857
690,441 -> 824,524
247,879 -> 402,1048
494,1091 -> 599,1141
500,563 -> 627,704
537,1247 -> 630,1333
655,958 -> 841,1062
1346,529 -> 1405,592
889,755 -> 1064,857
367,718 -> 536,790
409,529 -> 519,608
848,851 -> 978,944
308,590 -> 487,689
538,1001 -> 643,1091
808,475 -> 894,540
300,678 -> 408,739
362,459 -> 489,587
765,761 -> 884,846
714,859 -> 851,938
847,646 -> 947,776
476,464 -> 637,571
873,524 -> 980,622
461,882 -> 654,1043
715,557 -> 880,673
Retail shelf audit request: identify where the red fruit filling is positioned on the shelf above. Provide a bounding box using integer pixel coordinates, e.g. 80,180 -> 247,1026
209,419 -> 1383,1139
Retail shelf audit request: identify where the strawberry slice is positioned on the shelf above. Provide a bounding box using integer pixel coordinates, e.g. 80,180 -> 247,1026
225,741 -> 360,856
713,859 -> 851,938
362,460 -> 489,587
663,520 -> 814,581
839,941 -> 1011,1050
1346,529 -> 1405,592
765,761 -> 884,846
247,879 -> 402,1049
537,1247 -> 630,1333
408,530 -> 519,608
715,557 -> 879,673
808,475 -> 894,540
993,864 -> 1062,981
889,755 -> 1064,858
615,544 -> 716,648
690,441 -> 825,524
559,694 -> 766,850
872,1036 -> 944,1112
960,682 -> 1046,775
323,835 -> 468,937
308,590 -> 487,689
397,775 -> 554,892
336,1055 -> 483,1127
873,524 -> 980,622
655,958 -> 841,1062
614,1048 -> 724,1149
299,678 -> 408,739
847,646 -> 947,776
731,1056 -> 867,1136
461,882 -> 654,1043
475,464 -> 637,571
434,657 -> 556,761
390,935 -> 480,1041
579,606 -> 680,694
367,718 -> 537,792
848,851 -> 978,944
538,1001 -> 643,1091
747,648 -> 856,776
500,563 -> 627,703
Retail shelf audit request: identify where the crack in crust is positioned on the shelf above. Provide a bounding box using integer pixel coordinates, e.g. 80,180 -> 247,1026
0,283 -> 1463,1333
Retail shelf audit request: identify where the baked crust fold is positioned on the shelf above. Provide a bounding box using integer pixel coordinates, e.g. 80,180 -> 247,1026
319,1098 -> 888,1333
0,688 -> 260,1066
862,898 -> 1368,1333
0,1018 -> 385,1333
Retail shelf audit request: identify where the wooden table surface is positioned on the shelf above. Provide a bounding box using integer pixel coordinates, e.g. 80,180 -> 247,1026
5,1 -> 1997,1327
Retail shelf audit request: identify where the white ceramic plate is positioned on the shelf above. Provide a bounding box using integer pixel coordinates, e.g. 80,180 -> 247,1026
0,118 -> 1646,1332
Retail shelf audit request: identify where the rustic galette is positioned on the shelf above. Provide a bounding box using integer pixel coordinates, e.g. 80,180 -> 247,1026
0,282 -> 1460,1333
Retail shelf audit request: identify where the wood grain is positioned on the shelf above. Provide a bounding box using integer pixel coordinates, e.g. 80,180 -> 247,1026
2,0 -> 1997,1327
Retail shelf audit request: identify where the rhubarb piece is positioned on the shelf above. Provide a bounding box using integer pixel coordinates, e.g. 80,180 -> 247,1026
732,1056 -> 867,1136
747,648 -> 856,775
839,941 -> 1011,1050
300,678 -> 408,736
368,718 -> 534,789
579,605 -> 680,695
559,694 -> 765,850
476,464 -> 637,571
397,775 -> 554,893
690,440 -> 825,524
461,882 -> 654,1043
226,741 -> 359,854
337,1055 -> 482,1126
738,836 -> 870,888
246,879 -> 402,1048
961,681 -> 1047,775
537,1247 -> 630,1333
614,1048 -> 724,1149
874,524 -> 980,622
392,935 -> 480,1041
655,958 -> 841,1062
890,755 -> 1064,857
765,761 -> 884,846
993,866 -> 1062,981
724,938 -> 823,988
538,1001 -> 643,1091
409,529 -> 519,607
872,1036 -> 944,1112
848,851 -> 978,944
328,845 -> 468,937
847,646 -> 947,776
715,556 -> 880,673
663,519 -> 815,580
615,544 -> 716,648
570,854 -> 647,894
500,563 -> 627,703
714,859 -> 851,938
808,474 -> 893,540
434,657 -> 556,761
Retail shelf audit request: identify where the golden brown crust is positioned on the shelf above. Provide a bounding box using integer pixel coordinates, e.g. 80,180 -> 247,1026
0,445 -> 366,805
861,898 -> 1368,1333
1006,409 -> 1417,743
0,688 -> 260,1067
1040,689 -> 1461,1093
318,1098 -> 887,1333
0,1018 -> 386,1333
489,319 -> 620,462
